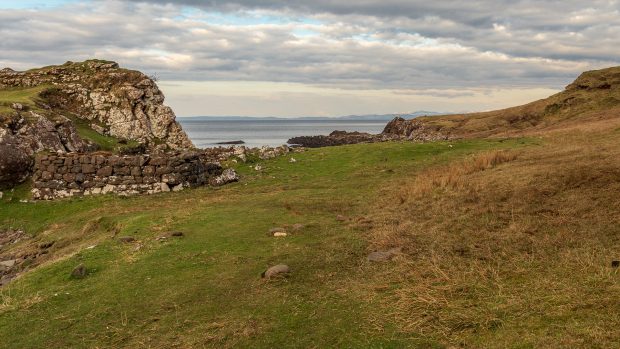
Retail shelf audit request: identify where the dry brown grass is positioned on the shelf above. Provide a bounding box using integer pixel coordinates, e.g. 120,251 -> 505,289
357,126 -> 620,347
408,150 -> 518,195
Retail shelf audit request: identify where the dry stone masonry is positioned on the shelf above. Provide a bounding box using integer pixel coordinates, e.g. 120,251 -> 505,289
32,152 -> 228,200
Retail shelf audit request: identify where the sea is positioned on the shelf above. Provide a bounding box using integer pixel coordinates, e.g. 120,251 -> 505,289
177,118 -> 388,148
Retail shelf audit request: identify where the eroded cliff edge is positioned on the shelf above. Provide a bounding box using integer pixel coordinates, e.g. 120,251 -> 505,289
0,59 -> 194,187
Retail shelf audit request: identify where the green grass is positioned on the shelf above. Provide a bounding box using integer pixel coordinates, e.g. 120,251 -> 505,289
67,115 -> 141,152
0,85 -> 51,115
0,138 -> 529,348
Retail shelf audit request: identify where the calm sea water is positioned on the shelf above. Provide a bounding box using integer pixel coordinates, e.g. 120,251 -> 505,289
177,119 -> 387,148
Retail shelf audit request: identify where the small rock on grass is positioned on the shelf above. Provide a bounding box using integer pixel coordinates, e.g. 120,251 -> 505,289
261,264 -> 290,278
0,259 -> 16,268
71,263 -> 87,278
367,247 -> 402,262
269,227 -> 288,237
336,215 -> 347,222
156,231 -> 185,241
118,236 -> 136,243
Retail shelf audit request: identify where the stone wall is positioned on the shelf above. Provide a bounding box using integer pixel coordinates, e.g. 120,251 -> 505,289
32,152 -> 224,200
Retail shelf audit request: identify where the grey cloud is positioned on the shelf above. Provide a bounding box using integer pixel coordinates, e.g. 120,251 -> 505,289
0,1 -> 616,91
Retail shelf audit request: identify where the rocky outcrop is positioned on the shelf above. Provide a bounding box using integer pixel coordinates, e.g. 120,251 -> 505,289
286,118 -> 451,149
288,130 -> 386,148
381,117 -> 450,141
0,60 -> 195,188
0,138 -> 31,188
0,60 -> 192,151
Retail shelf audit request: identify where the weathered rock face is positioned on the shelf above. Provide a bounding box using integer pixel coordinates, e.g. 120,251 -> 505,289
381,117 -> 450,141
0,60 -> 195,188
0,60 -> 193,150
0,139 -> 32,188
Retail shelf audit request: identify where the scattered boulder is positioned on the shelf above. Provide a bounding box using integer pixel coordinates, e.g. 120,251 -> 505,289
367,247 -> 402,262
71,263 -> 87,278
261,264 -> 290,278
0,142 -> 32,188
39,241 -> 55,249
156,231 -> 185,241
210,168 -> 239,186
336,215 -> 347,222
269,227 -> 288,237
0,259 -> 16,268
0,275 -> 14,287
118,236 -> 136,243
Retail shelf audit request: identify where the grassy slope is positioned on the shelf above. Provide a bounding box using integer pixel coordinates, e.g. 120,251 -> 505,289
361,121 -> 620,347
413,67 -> 620,138
0,138 -> 528,348
0,85 -> 51,115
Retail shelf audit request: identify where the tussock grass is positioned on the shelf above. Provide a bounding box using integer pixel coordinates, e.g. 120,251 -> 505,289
408,150 -> 518,194
361,129 -> 620,347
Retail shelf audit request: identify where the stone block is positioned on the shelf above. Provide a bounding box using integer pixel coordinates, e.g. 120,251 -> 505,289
96,166 -> 113,177
131,166 -> 142,176
82,164 -> 96,174
155,166 -> 172,175
41,171 -> 53,180
114,166 -> 131,175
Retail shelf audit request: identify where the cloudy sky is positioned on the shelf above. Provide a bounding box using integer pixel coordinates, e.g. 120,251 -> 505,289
1,0 -> 618,117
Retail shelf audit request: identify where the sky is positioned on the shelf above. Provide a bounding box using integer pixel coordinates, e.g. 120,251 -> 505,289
0,0 -> 618,117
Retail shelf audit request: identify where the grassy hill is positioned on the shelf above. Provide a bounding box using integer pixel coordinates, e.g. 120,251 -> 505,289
410,66 -> 620,138
1,67 -> 619,348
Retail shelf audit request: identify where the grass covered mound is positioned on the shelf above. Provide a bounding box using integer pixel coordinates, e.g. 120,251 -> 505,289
1,115 -> 619,348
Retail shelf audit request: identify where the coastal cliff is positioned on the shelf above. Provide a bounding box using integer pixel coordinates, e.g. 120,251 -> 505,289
0,60 -> 193,187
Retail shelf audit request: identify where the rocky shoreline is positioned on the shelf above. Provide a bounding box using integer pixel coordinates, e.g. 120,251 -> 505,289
286,117 -> 451,148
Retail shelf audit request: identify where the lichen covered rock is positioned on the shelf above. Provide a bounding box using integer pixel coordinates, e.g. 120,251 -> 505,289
0,60 -> 193,151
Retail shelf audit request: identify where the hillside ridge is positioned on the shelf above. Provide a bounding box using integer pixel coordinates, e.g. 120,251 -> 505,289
382,66 -> 620,139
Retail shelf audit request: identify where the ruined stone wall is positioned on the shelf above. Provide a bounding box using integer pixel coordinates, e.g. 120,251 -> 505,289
32,152 -> 222,200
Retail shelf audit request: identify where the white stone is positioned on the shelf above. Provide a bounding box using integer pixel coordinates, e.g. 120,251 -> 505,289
160,183 -> 170,192
273,232 -> 287,237
102,184 -> 115,194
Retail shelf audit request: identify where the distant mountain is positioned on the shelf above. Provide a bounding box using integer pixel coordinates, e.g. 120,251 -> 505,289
178,111 -> 442,121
